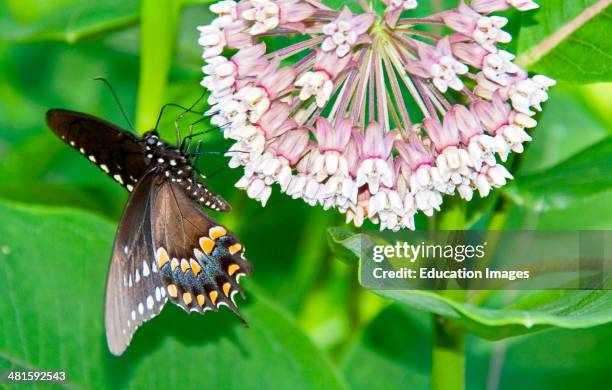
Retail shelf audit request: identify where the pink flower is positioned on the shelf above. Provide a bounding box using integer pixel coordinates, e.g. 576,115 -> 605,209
355,123 -> 396,194
383,0 -> 418,27
232,43 -> 269,79
312,118 -> 353,179
442,1 -> 511,52
407,38 -> 469,92
321,8 -> 375,57
471,0 -> 539,13
199,0 -> 554,229
256,58 -> 296,99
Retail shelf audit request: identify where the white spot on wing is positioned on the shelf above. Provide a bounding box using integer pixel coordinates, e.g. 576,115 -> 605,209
88,155 -> 97,163
146,295 -> 154,310
135,269 -> 140,283
127,184 -> 134,192
131,310 -> 136,320
155,287 -> 161,301
142,261 -> 150,277
113,174 -> 124,185
100,164 -> 109,173
138,302 -> 144,315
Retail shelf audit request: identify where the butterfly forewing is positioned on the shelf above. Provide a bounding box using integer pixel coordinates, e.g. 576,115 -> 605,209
151,180 -> 251,315
105,173 -> 168,356
46,109 -> 147,191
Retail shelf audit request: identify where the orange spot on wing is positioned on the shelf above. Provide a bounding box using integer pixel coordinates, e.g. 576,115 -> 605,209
209,226 -> 227,240
180,259 -> 190,273
182,292 -> 193,305
222,282 -> 231,296
228,243 -> 242,255
209,290 -> 218,305
171,258 -> 179,271
228,264 -> 240,276
196,294 -> 206,306
190,259 -> 202,276
167,284 -> 178,298
156,248 -> 170,269
199,237 -> 215,255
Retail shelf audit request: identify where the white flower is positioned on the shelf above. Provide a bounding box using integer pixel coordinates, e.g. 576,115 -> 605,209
430,56 -> 469,93
368,188 -> 405,231
301,175 -> 323,205
409,165 -> 444,216
509,75 -> 556,115
235,175 -> 272,205
482,50 -> 519,86
473,16 -> 511,52
242,0 -> 280,35
197,25 -> 226,59
201,56 -> 236,101
250,152 -> 293,190
322,174 -> 358,211
474,164 -> 513,197
435,146 -> 474,187
235,85 -> 270,122
494,124 -> 532,159
312,151 -> 349,181
294,71 -> 334,108
356,158 -> 394,194
322,20 -> 358,57
389,0 -> 418,10
509,0 -> 539,11
208,95 -> 249,132
466,134 -> 505,168
210,0 -> 238,28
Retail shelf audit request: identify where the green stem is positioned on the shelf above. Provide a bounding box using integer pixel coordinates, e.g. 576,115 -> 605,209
438,196 -> 467,230
282,209 -> 334,311
432,315 -> 466,390
136,0 -> 181,133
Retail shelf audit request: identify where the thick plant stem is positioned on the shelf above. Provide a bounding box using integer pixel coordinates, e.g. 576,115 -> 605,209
432,315 -> 466,390
136,0 -> 181,133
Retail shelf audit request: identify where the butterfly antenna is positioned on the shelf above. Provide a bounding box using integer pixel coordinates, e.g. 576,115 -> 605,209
94,77 -> 134,130
154,102 -> 205,132
174,92 -> 208,146
205,165 -> 228,180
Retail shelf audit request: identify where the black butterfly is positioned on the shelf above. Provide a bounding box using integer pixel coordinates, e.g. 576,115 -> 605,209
46,109 -> 252,356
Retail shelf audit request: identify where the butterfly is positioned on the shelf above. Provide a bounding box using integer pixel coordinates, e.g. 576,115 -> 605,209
46,109 -> 252,356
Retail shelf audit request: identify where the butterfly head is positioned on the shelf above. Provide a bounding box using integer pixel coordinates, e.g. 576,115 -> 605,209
143,130 -> 161,147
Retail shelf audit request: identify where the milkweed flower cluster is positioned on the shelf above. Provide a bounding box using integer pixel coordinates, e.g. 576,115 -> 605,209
198,0 -> 554,231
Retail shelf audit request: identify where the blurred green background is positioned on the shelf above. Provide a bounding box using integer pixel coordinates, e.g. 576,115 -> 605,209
0,0 -> 611,389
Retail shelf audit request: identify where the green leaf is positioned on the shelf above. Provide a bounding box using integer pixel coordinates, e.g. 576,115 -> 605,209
0,0 -> 139,43
342,305 -> 432,390
0,200 -> 346,389
506,137 -> 612,210
327,230 -> 612,340
344,305 -> 612,390
516,0 -> 612,82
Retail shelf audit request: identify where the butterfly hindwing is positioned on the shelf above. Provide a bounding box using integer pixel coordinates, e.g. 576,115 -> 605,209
151,179 -> 251,315
46,109 -> 147,191
105,173 -> 168,356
